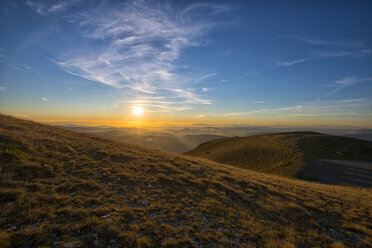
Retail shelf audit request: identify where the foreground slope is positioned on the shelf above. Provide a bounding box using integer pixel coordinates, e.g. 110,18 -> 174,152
0,115 -> 371,247
186,132 -> 372,181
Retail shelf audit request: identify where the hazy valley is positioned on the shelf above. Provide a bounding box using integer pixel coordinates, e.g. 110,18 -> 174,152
61,124 -> 372,154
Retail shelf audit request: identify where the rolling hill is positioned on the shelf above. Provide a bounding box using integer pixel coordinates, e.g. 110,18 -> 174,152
62,124 -> 372,156
62,126 -> 225,153
0,115 -> 371,247
186,132 -> 372,186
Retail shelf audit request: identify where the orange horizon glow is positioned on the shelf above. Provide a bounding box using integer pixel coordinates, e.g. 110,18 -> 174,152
26,117 -> 372,129
3,109 -> 372,128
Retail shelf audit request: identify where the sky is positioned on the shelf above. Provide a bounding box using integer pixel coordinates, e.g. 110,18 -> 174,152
0,0 -> 372,127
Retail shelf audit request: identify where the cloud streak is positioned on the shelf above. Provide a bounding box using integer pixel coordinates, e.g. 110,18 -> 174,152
325,77 -> 372,95
26,0 -> 46,15
279,35 -> 367,48
277,49 -> 372,67
215,98 -> 368,118
26,0 -> 83,15
194,73 -> 217,83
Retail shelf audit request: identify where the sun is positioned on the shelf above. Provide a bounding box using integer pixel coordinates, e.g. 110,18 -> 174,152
133,106 -> 143,116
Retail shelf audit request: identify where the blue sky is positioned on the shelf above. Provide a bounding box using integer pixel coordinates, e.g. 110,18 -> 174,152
0,0 -> 372,127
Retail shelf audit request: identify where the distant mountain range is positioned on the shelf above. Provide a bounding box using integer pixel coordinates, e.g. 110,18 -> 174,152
61,124 -> 372,153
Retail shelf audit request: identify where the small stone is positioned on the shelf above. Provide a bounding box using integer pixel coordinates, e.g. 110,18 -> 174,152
10,226 -> 16,230
110,239 -> 116,244
93,240 -> 99,246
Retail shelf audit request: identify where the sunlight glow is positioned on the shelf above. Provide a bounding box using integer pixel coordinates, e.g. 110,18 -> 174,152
133,106 -> 143,116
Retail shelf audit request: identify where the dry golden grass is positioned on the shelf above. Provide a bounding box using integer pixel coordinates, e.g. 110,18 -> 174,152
0,115 -> 371,247
186,132 -> 372,178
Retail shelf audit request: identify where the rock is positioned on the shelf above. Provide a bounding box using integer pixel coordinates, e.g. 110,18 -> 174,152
93,240 -> 99,246
110,239 -> 116,244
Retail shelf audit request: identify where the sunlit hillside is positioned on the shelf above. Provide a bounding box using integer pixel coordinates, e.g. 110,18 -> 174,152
186,132 -> 372,183
0,115 -> 371,247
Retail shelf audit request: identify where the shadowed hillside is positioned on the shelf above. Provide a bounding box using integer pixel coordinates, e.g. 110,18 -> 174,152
186,132 -> 372,182
0,115 -> 371,247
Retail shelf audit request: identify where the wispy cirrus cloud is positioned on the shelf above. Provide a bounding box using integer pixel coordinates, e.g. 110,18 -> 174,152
334,98 -> 365,103
126,87 -> 212,113
26,0 -> 82,15
277,49 -> 372,67
194,73 -> 217,83
26,0 -> 45,15
277,34 -> 371,67
48,1 -> 229,112
215,98 -> 368,118
277,58 -> 312,67
279,35 -> 367,48
325,76 -> 372,95
48,1 -> 79,13
222,105 -> 304,117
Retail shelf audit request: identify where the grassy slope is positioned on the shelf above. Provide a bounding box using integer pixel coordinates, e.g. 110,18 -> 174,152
186,132 -> 372,178
0,115 -> 371,248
